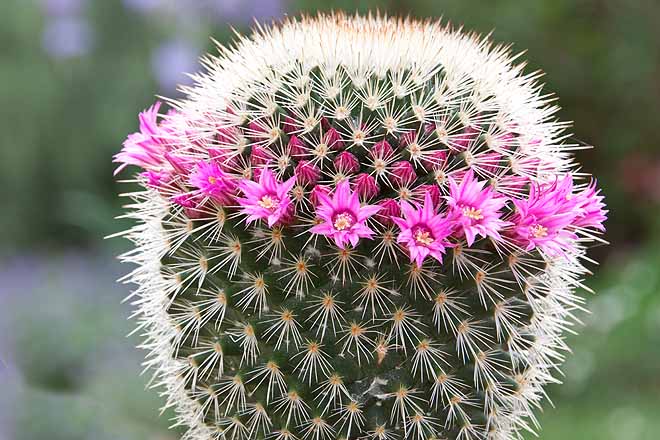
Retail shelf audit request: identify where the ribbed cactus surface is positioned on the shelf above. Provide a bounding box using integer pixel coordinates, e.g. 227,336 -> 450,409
114,13 -> 607,440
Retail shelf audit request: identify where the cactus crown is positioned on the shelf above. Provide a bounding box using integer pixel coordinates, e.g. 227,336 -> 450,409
115,13 -> 607,440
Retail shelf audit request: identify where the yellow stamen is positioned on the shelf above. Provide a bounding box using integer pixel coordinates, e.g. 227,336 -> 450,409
333,213 -> 353,230
462,206 -> 483,220
530,224 -> 548,238
414,228 -> 434,246
258,195 -> 278,210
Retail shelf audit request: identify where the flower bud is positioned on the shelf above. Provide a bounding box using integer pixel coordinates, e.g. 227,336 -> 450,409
288,135 -> 308,158
376,198 -> 400,225
324,127 -> 344,150
334,151 -> 360,174
370,139 -> 394,159
414,184 -> 441,206
390,160 -> 417,187
453,125 -> 480,151
282,114 -> 298,135
295,160 -> 321,186
354,173 -> 380,200
422,149 -> 448,171
250,145 -> 273,167
309,184 -> 330,206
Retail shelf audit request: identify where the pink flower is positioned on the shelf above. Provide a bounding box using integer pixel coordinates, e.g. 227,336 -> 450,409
390,161 -> 417,187
572,180 -> 607,231
334,151 -> 360,174
392,193 -> 454,266
188,161 -> 237,205
310,180 -> 381,248
354,173 -> 380,200
171,193 -> 204,219
172,193 -> 197,208
237,168 -> 296,227
164,152 -> 194,175
509,175 -> 579,256
142,169 -> 171,189
446,169 -> 509,246
309,185 -> 330,206
113,102 -> 168,175
414,184 -> 441,206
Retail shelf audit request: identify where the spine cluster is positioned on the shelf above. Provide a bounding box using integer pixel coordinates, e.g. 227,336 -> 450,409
115,13 -> 606,440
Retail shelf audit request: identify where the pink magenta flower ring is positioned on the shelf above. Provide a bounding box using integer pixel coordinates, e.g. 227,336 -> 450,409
309,179 -> 381,248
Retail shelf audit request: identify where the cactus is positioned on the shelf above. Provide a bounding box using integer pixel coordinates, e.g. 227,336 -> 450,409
114,13 -> 607,440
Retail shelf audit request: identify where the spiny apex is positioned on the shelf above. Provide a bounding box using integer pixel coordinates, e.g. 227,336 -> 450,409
114,12 -> 607,440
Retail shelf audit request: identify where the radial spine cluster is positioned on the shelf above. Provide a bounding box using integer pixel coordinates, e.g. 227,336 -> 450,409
114,13 -> 607,440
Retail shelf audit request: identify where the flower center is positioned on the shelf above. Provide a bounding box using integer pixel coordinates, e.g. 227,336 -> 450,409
530,223 -> 548,238
414,226 -> 434,246
258,195 -> 278,210
333,212 -> 355,231
208,176 -> 217,185
462,206 -> 483,220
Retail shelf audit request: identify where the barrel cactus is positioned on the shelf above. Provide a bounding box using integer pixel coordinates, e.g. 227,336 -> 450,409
114,13 -> 607,440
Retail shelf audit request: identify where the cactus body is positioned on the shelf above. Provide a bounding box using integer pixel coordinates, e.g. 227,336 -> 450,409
115,14 -> 607,440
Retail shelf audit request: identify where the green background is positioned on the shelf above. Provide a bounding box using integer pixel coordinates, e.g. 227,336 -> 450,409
1,0 -> 659,439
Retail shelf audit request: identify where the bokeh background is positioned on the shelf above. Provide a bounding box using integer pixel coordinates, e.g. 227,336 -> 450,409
1,0 -> 659,439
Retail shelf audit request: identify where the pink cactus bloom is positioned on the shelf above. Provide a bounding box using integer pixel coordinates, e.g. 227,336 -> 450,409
188,161 -> 237,205
172,193 -> 197,208
309,184 -> 330,206
171,193 -> 205,219
392,192 -> 454,266
142,169 -> 171,189
164,152 -> 194,175
295,160 -> 321,186
572,180 -> 607,231
446,169 -> 509,246
510,175 -> 579,256
113,101 -> 168,175
310,180 -> 381,248
354,173 -> 380,200
414,184 -> 441,206
237,168 -> 296,227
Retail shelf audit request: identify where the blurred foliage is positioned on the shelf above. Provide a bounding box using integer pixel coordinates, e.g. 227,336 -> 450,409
1,0 -> 659,439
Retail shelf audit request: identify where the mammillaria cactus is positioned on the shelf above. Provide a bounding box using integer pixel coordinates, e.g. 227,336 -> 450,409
114,13 -> 607,440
